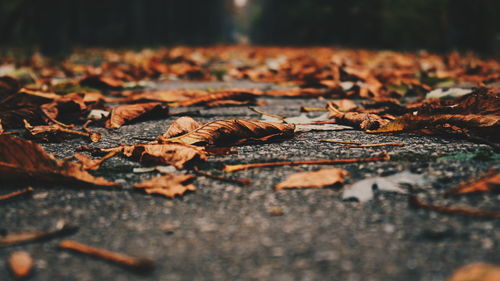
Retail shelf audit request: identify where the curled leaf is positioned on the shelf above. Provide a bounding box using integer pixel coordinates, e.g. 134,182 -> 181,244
161,116 -> 201,139
123,143 -> 207,169
275,168 -> 349,190
105,102 -> 169,129
134,174 -> 196,198
327,105 -> 391,131
162,119 -> 295,146
0,135 -> 116,187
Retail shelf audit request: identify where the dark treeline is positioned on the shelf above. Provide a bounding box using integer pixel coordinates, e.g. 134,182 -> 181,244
0,0 -> 230,55
1,0 -> 499,55
250,0 -> 500,54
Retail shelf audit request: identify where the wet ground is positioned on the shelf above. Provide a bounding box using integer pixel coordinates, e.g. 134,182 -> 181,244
1,81 -> 499,281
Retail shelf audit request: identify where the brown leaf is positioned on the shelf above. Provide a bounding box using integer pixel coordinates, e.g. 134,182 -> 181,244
23,120 -> 100,143
328,105 -> 391,130
161,116 -> 201,139
74,150 -> 119,170
122,143 -> 207,169
168,89 -> 258,107
79,75 -> 123,89
447,172 -> 500,195
447,263 -> 500,281
133,174 -> 196,198
327,99 -> 358,112
275,168 -> 349,190
0,135 -> 116,187
40,92 -> 105,125
8,251 -> 33,279
105,102 -> 168,129
162,119 -> 295,146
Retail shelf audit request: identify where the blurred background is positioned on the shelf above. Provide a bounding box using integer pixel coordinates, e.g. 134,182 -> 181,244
0,0 -> 499,55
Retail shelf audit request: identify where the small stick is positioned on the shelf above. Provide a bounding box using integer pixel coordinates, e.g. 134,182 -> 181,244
248,107 -> 286,120
40,107 -> 73,128
0,187 -> 33,202
0,223 -> 79,247
82,120 -> 93,133
59,240 -> 155,272
224,152 -> 390,173
300,106 -> 328,112
345,142 -> 405,148
409,196 -> 500,219
192,167 -> 251,186
320,139 -> 362,145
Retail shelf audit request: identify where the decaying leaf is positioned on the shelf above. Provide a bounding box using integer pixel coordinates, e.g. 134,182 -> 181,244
0,135 -> 116,187
342,171 -> 427,202
275,168 -> 349,190
8,251 -> 33,279
161,116 -> 201,139
23,120 -> 101,143
446,263 -> 500,281
133,174 -> 196,198
447,172 -> 500,195
162,119 -> 295,146
327,104 -> 391,130
105,102 -> 169,129
123,143 -> 207,169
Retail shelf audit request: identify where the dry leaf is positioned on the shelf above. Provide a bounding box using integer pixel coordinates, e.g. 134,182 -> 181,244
447,172 -> 500,195
447,263 -> 500,281
105,102 -> 169,129
162,119 -> 295,146
327,104 -> 391,130
8,251 -> 33,279
275,168 -> 349,190
327,99 -> 358,112
161,116 -> 201,139
74,151 -> 119,170
169,89 -> 258,107
80,75 -> 123,89
123,143 -> 207,169
0,135 -> 116,187
23,120 -> 100,143
133,174 -> 196,198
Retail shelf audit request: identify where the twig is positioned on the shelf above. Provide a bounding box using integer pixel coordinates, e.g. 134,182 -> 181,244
300,106 -> 328,112
320,139 -> 362,145
223,152 -> 390,173
248,107 -> 286,120
192,167 -> 251,186
0,223 -> 79,247
0,187 -> 33,202
59,240 -> 155,272
345,142 -> 405,148
40,107 -> 73,128
409,196 -> 500,219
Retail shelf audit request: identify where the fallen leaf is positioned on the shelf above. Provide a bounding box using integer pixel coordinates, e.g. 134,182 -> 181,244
161,116 -> 201,139
446,172 -> 500,195
23,120 -> 100,143
327,99 -> 358,112
162,119 -> 295,146
80,75 -> 123,89
342,171 -> 427,202
133,174 -> 196,198
8,251 -> 33,279
0,135 -> 116,187
105,102 -> 169,129
169,89 -> 258,107
73,151 -> 120,170
123,143 -> 207,169
446,263 -> 500,281
327,105 -> 391,131
275,168 -> 349,190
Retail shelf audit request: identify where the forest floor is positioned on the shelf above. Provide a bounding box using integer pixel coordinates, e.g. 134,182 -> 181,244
1,81 -> 499,281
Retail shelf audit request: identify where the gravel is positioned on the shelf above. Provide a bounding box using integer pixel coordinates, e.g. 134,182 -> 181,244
1,82 -> 499,281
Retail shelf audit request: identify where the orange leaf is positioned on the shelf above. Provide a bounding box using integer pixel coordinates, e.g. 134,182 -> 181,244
161,116 -> 201,139
275,168 -> 349,190
134,174 -> 196,198
105,102 -> 168,129
0,135 -> 116,187
163,119 -> 295,146
446,263 -> 500,281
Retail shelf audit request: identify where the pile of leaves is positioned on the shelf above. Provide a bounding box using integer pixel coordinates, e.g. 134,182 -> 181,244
0,46 -> 499,276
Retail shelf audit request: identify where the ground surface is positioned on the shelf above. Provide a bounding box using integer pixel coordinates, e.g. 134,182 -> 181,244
1,81 -> 499,281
